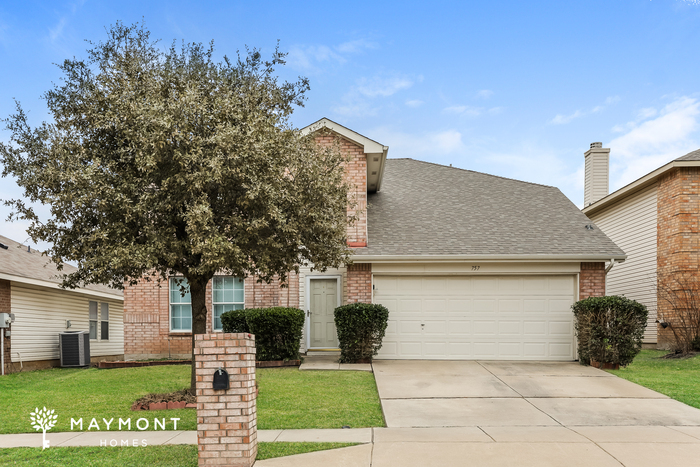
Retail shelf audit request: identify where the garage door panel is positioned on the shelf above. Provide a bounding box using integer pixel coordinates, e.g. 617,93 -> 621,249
498,342 -> 521,357
524,342 -> 547,358
473,299 -> 497,312
474,320 -> 497,335
447,299 -> 471,312
498,321 -> 522,335
523,321 -> 546,336
498,299 -> 522,313
423,320 -> 447,334
399,341 -> 422,357
523,299 -> 546,313
448,320 -> 471,335
374,275 -> 576,361
424,299 -> 448,312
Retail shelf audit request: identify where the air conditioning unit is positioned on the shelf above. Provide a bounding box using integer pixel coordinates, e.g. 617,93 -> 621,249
59,331 -> 90,367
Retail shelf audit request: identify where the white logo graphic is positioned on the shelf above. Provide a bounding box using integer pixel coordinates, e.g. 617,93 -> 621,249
30,407 -> 57,450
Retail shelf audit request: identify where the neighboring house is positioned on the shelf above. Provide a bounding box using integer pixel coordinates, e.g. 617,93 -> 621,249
582,143 -> 700,348
124,118 -> 624,361
0,235 -> 124,374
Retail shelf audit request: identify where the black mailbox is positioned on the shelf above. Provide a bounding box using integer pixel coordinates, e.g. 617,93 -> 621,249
213,368 -> 229,390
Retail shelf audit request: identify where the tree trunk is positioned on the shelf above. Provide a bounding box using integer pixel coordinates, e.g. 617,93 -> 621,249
189,276 -> 209,393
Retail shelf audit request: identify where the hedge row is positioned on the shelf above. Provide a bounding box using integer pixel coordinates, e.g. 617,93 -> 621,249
220,307 -> 304,361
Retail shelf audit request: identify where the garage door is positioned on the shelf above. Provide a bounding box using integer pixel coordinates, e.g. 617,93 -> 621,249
374,275 -> 576,360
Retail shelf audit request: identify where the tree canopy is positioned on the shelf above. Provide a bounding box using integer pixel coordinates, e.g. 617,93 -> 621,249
0,22 -> 354,389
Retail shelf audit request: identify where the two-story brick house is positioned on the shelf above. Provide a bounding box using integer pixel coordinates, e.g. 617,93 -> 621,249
123,118 -> 624,361
583,144 -> 700,348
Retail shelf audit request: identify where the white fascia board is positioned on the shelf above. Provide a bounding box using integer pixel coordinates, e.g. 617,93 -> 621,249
351,254 -> 627,263
0,272 -> 124,301
301,118 -> 385,154
583,160 -> 700,216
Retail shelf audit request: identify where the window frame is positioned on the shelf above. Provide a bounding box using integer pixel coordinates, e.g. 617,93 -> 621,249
89,301 -> 98,340
100,302 -> 109,341
211,276 -> 245,332
169,277 -> 193,333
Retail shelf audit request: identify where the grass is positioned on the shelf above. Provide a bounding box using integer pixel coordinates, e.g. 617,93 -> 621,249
0,443 -> 358,466
0,365 -> 384,434
257,367 -> 384,429
609,349 -> 700,409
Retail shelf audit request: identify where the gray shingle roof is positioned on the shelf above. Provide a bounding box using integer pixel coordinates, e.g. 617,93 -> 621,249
353,159 -> 625,258
0,235 -> 122,297
675,149 -> 700,161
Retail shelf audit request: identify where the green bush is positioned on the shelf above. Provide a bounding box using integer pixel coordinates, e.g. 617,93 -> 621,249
221,307 -> 304,361
334,303 -> 389,363
220,309 -> 248,333
572,296 -> 648,367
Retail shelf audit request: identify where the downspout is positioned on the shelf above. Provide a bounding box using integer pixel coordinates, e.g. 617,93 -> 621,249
604,259 -> 617,275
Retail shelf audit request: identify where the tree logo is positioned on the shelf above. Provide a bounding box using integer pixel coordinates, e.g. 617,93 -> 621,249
30,407 -> 58,450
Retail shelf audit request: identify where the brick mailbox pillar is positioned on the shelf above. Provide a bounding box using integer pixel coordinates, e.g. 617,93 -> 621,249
194,333 -> 257,467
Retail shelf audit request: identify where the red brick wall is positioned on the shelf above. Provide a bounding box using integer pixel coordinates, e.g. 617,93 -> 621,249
0,280 -> 10,375
657,167 -> 700,348
124,274 -> 300,359
314,133 -> 367,245
346,263 -> 372,304
579,262 -> 605,300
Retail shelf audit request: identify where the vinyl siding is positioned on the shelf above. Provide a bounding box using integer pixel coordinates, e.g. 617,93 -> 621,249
10,283 -> 124,362
589,184 -> 657,343
584,151 -> 609,207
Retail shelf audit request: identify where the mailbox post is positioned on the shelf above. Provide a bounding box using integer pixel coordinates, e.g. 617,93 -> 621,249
194,333 -> 257,467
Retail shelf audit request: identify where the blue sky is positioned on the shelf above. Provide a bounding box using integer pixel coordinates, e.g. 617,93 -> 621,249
1,0 -> 700,249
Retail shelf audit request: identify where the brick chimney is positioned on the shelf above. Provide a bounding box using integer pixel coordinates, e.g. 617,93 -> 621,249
584,142 -> 610,207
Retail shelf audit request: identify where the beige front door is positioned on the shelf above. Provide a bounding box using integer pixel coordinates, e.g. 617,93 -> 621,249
310,278 -> 339,348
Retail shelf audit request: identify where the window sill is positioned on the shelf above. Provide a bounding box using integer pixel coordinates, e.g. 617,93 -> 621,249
168,332 -> 192,337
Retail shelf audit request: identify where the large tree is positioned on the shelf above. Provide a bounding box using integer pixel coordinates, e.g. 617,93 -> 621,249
0,23 -> 354,390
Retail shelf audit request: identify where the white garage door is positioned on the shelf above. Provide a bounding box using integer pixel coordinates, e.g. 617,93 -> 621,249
374,275 -> 576,360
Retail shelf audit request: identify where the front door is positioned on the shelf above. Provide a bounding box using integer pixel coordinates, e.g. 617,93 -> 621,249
309,278 -> 339,349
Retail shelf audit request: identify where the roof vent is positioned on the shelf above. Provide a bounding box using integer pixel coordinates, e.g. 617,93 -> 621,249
590,142 -> 603,149
0,243 -> 7,250
585,224 -> 594,230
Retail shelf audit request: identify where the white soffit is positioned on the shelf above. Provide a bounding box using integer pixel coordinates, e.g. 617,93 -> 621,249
301,117 -> 388,193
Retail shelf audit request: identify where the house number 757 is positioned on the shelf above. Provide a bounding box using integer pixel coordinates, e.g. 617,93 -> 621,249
471,266 -> 480,271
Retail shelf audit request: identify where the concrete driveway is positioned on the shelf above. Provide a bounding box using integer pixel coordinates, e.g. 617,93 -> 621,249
259,360 -> 700,467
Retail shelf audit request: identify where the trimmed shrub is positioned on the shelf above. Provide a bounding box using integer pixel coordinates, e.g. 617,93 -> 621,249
220,309 -> 248,333
221,307 -> 304,361
334,303 -> 389,363
572,296 -> 648,367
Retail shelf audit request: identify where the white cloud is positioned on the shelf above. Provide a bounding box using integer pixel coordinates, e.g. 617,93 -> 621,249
550,96 -> 620,125
475,89 -> 493,99
48,17 -> 67,43
608,96 -> 700,190
443,105 -> 481,117
368,126 -> 465,158
332,74 -> 414,118
405,99 -> 424,108
356,75 -> 413,98
335,39 -> 377,54
287,39 -> 376,72
550,109 -> 583,125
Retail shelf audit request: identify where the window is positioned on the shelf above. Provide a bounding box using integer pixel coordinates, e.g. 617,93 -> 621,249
170,278 -> 192,332
212,276 -> 244,331
89,301 -> 98,339
100,303 -> 109,340
89,301 -> 109,341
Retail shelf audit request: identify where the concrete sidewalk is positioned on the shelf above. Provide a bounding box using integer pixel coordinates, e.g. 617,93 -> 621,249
0,428 -> 372,448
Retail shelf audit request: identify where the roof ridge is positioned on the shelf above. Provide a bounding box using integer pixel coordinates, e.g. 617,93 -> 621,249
387,158 -> 556,189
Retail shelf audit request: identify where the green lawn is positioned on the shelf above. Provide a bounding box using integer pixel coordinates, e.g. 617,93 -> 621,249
0,365 -> 384,434
0,443 -> 358,466
609,349 -> 700,409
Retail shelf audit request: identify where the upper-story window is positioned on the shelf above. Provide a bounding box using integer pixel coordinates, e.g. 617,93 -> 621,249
212,276 -> 244,331
169,278 -> 192,332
